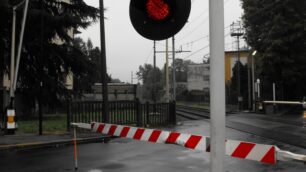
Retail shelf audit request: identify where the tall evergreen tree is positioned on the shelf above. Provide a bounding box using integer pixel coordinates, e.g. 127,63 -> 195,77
242,0 -> 306,100
0,0 -> 100,111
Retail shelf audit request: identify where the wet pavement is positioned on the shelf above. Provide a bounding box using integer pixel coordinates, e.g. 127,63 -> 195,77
226,113 -> 306,149
0,132 -> 108,151
0,119 -> 305,172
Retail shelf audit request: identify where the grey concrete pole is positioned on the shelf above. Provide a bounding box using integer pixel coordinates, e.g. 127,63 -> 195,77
13,0 -> 29,96
209,0 -> 225,171
172,37 -> 176,101
273,83 -> 276,102
237,36 -> 241,110
257,79 -> 261,100
9,9 -> 16,99
273,82 -> 276,110
165,39 -> 169,103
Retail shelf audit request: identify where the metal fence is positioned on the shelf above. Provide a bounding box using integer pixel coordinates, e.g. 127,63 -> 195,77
67,100 -> 176,131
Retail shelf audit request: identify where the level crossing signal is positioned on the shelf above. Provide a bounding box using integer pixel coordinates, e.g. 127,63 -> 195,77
129,0 -> 191,40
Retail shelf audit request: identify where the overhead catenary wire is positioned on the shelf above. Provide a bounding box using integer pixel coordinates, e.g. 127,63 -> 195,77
179,25 -> 231,47
145,48 -> 153,64
177,0 -> 231,41
183,32 -> 231,60
184,0 -> 231,29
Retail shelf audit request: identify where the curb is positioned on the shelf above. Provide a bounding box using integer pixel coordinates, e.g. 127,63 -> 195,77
0,136 -> 112,152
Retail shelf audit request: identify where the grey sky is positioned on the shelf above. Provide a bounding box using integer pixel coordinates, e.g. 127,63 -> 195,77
80,0 -> 244,83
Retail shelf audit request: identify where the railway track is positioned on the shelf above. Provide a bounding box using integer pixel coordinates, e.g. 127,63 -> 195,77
176,105 -> 233,120
176,105 -> 210,120
175,105 -> 306,149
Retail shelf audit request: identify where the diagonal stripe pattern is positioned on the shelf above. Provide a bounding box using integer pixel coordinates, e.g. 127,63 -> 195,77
91,122 -> 276,164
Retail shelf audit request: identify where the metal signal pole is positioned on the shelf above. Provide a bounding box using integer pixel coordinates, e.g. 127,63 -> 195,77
99,0 -> 109,123
165,39 -> 169,102
209,0 -> 225,171
153,41 -> 156,102
172,37 -> 176,101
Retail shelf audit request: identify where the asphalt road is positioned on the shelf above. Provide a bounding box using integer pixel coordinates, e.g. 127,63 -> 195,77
0,119 -> 306,172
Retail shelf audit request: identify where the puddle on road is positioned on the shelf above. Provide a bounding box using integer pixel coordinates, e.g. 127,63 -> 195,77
99,163 -> 125,170
88,170 -> 103,172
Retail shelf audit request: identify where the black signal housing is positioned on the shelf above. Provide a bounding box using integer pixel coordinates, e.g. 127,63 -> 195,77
129,0 -> 191,41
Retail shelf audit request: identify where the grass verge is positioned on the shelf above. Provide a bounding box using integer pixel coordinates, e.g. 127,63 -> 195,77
17,115 -> 66,134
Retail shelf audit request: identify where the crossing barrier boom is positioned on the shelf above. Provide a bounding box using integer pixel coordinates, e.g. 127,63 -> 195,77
71,122 -> 306,165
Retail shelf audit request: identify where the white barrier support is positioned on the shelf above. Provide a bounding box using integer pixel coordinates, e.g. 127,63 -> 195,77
71,122 -> 306,165
263,100 -> 305,105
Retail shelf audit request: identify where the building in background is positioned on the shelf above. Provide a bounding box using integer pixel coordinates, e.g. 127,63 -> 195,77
186,50 -> 250,102
225,50 -> 250,82
187,63 -> 210,92
82,83 -> 138,101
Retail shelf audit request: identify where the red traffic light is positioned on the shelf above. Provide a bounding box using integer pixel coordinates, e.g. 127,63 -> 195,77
146,0 -> 170,21
130,0 -> 191,41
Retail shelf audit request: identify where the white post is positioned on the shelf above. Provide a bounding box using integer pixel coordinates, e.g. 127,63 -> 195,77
209,0 -> 225,171
257,79 -> 261,100
165,39 -> 169,102
273,83 -> 276,110
273,83 -> 276,102
13,0 -> 30,93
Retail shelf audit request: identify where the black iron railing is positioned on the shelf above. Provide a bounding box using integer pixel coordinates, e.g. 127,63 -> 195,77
67,100 -> 176,131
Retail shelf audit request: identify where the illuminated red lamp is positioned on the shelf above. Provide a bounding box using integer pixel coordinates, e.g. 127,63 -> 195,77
146,0 -> 170,21
130,0 -> 191,40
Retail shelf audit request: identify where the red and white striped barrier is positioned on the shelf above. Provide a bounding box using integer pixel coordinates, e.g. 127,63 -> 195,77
71,122 -> 306,165
90,122 -> 276,164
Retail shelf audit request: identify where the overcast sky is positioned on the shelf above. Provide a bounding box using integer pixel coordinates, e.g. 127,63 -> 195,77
80,0 -> 244,83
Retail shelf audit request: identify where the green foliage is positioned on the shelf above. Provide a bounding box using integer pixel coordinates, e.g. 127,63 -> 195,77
137,64 -> 163,101
171,58 -> 194,82
0,0 -> 100,111
137,58 -> 193,101
227,62 -> 249,107
242,0 -> 306,100
17,115 -> 66,134
0,0 -> 10,74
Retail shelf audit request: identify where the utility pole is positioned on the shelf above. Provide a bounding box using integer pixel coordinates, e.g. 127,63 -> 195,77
209,0 -> 225,171
230,21 -> 244,110
9,6 -> 17,102
38,0 -> 44,135
99,0 -> 109,123
11,0 -> 28,107
165,39 -> 169,102
12,0 -> 29,98
154,38 -> 189,102
131,71 -> 133,84
8,0 -> 29,134
172,37 -> 176,101
155,38 -> 190,101
153,41 -> 156,102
